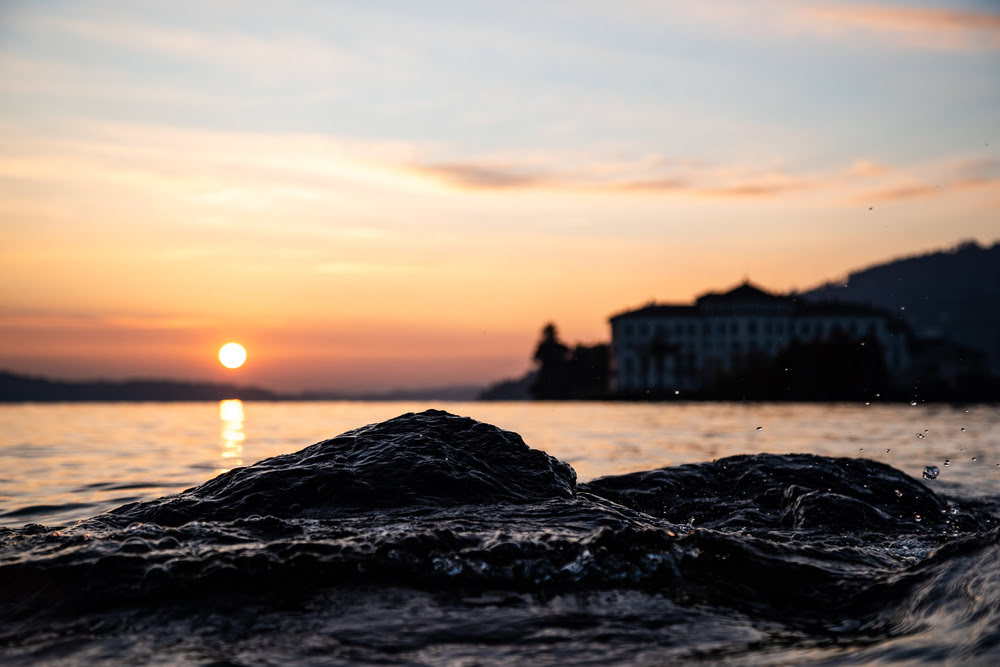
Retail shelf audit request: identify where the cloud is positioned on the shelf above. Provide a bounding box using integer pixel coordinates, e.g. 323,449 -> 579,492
857,177 -> 1000,203
802,4 -> 1000,52
604,178 -> 689,193
854,156 -> 1000,202
415,163 -> 553,190
698,182 -> 813,198
848,159 -> 894,178
411,159 -> 813,199
0,116 -> 989,213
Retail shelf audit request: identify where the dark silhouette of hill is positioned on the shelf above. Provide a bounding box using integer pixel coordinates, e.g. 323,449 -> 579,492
479,372 -> 536,400
802,240 -> 1000,375
0,371 -> 280,402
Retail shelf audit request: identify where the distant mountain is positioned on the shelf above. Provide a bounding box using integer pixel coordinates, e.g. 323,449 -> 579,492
801,240 -> 1000,374
479,371 -> 537,400
0,371 -> 280,402
0,371 -> 487,403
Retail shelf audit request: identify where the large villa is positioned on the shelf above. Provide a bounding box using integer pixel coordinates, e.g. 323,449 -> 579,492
610,282 -> 911,393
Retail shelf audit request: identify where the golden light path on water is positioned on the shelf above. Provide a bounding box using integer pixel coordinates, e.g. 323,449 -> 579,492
218,399 -> 245,474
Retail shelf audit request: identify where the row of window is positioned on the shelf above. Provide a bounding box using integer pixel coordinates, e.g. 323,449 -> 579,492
619,318 -> 881,339
620,341 -> 786,373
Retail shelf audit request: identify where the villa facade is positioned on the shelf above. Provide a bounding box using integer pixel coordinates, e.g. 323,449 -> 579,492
610,282 -> 910,393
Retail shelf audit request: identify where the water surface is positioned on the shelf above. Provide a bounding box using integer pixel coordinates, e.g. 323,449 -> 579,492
0,404 -> 998,664
1,401 -> 996,527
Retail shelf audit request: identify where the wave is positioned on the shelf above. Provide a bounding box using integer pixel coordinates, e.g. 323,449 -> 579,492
1,409 -> 997,664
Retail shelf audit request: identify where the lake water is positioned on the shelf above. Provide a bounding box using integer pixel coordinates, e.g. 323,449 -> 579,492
1,400 -> 996,527
2,401 -> 999,664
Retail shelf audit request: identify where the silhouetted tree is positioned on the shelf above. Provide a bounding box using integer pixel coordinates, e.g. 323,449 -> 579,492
529,324 -> 611,399
701,331 -> 891,401
567,344 -> 610,398
531,323 -> 570,399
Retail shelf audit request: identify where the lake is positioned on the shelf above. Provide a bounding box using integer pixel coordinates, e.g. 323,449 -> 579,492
2,401 -> 999,664
2,400 -> 997,528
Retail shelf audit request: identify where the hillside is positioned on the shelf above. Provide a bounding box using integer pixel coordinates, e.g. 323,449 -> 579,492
0,371 -> 280,402
802,240 -> 1000,374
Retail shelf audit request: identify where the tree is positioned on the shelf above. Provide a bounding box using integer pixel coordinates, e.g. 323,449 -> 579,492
531,323 -> 570,399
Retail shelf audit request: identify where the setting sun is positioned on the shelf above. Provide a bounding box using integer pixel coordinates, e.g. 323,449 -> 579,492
218,343 -> 247,369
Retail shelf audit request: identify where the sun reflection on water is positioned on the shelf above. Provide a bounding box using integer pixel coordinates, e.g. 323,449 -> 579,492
218,399 -> 245,473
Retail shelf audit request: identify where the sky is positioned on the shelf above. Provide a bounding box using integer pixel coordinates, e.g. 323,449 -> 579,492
1,0 -> 998,391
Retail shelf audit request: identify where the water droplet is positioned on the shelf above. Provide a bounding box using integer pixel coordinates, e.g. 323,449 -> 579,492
910,401 -> 918,406
894,490 -> 903,497
875,393 -> 880,397
859,448 -> 864,452
674,390 -> 680,395
922,465 -> 940,480
886,448 -> 892,453
915,514 -> 922,522
944,459 -> 950,466
961,427 -> 966,432
972,456 -> 977,462
916,433 -> 924,439
865,402 -> 870,406
755,426 -> 763,431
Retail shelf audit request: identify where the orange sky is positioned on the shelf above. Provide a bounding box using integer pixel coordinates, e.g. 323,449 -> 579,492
1,1 -> 998,391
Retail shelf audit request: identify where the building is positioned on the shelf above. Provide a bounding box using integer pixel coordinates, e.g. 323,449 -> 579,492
610,282 -> 910,393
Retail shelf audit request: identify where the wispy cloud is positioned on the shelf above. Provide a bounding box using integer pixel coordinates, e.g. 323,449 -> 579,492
622,2 -> 1000,52
801,4 -> 1000,52
416,163 -> 553,190
856,156 -> 1000,202
859,177 -> 1000,203
410,159 -> 813,199
0,116 -> 992,214
848,159 -> 895,178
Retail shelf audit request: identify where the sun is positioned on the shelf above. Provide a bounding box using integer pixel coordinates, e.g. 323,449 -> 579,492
218,342 -> 247,369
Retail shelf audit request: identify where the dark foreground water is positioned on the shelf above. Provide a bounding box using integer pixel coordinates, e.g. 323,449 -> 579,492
2,410 -> 998,664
